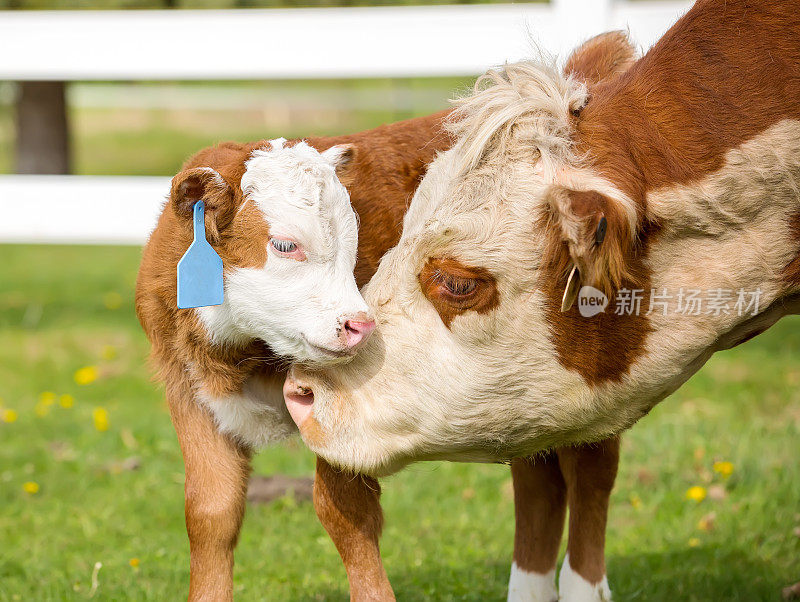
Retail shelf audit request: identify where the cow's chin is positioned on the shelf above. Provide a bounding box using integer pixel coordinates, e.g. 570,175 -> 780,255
299,416 -> 533,478
284,374 -> 520,477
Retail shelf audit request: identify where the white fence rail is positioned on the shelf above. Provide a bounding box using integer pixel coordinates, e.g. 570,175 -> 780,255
0,1 -> 692,245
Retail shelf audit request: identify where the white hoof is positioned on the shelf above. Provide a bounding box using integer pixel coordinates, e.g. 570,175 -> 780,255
558,554 -> 611,602
507,561 -> 558,602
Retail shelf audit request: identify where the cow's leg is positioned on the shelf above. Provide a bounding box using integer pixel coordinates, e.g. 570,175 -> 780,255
314,457 -> 395,601
169,391 -> 252,602
556,437 -> 620,602
508,454 -> 567,602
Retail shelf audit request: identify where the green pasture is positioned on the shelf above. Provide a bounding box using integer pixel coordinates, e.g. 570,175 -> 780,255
0,243 -> 798,601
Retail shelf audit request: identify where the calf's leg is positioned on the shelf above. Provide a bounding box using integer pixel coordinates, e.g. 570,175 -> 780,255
169,390 -> 252,602
314,457 -> 395,601
508,454 -> 568,602
556,437 -> 620,602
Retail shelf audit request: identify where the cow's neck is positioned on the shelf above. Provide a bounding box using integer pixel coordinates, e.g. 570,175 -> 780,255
577,0 -> 800,208
569,0 -> 800,412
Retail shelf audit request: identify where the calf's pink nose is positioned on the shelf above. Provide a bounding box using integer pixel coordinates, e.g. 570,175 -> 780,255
342,314 -> 376,349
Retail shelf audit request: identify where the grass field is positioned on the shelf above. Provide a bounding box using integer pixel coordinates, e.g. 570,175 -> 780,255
0,244 -> 798,601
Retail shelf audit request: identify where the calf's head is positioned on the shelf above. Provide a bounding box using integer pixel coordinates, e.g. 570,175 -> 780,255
172,139 -> 374,364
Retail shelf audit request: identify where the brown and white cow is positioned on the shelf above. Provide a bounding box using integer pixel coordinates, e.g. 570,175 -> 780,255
284,0 -> 800,587
136,32 -> 636,602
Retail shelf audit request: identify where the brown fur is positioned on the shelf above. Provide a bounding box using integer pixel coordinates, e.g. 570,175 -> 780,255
557,437 -> 619,584
576,0 -> 800,206
512,455 -> 567,575
512,438 -> 619,585
564,30 -> 638,89
314,458 -> 394,601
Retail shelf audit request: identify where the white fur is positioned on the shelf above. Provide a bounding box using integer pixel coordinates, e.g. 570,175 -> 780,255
196,140 -> 369,365
287,56 -> 800,477
507,563 -> 558,602
558,555 -> 611,602
197,373 -> 296,449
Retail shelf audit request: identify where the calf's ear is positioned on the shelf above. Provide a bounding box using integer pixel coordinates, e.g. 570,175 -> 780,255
564,30 -> 637,86
321,144 -> 357,186
542,186 -> 637,306
170,167 -> 236,240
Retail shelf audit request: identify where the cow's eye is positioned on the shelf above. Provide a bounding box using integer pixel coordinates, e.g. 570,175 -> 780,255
418,258 -> 499,328
436,271 -> 478,298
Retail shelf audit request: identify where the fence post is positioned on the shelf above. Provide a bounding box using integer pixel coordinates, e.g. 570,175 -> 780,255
15,81 -> 71,175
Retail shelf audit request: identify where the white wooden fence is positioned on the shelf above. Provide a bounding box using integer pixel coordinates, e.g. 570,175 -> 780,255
0,0 -> 692,244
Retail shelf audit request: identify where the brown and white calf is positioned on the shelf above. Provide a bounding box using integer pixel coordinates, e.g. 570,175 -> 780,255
135,32 -> 633,602
135,114 -> 447,600
285,0 -> 800,589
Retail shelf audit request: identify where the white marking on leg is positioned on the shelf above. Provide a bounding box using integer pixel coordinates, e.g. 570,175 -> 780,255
558,554 -> 611,602
507,562 -> 557,602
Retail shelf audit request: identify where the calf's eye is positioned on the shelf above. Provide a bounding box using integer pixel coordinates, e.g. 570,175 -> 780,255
271,238 -> 297,253
269,238 -> 306,260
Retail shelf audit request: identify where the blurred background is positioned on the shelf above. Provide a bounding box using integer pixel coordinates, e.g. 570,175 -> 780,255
1,1 -> 799,601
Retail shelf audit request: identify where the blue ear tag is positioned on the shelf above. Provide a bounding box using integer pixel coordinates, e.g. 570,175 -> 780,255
177,201 -> 224,309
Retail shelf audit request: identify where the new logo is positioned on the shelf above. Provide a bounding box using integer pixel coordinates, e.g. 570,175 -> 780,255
578,286 -> 608,318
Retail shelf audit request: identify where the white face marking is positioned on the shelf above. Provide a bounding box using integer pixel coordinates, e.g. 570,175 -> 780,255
195,140 -> 369,365
558,554 -> 611,602
507,563 -> 558,602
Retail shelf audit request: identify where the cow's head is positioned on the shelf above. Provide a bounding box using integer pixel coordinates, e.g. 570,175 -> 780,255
171,139 -> 374,365
280,34 -> 677,474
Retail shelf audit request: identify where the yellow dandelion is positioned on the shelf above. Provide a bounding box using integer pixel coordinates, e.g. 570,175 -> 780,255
93,407 -> 109,432
129,558 -> 140,568
713,461 -> 734,478
101,345 -> 117,361
34,402 -> 50,417
2,409 -> 18,423
23,481 -> 39,494
59,394 -> 74,409
103,292 -> 123,310
629,493 -> 642,509
685,486 -> 707,502
688,537 -> 701,548
74,366 -> 99,386
39,391 -> 56,405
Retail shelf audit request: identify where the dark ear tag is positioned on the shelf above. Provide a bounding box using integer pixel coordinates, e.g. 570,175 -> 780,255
177,201 -> 224,309
595,215 -> 608,246
560,265 -> 581,312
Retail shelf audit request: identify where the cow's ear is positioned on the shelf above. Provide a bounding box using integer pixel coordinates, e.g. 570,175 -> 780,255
321,143 -> 357,186
170,167 -> 236,240
542,186 -> 637,307
564,30 -> 637,87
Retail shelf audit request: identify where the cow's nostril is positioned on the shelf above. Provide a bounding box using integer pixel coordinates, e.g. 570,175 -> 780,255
283,374 -> 315,427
